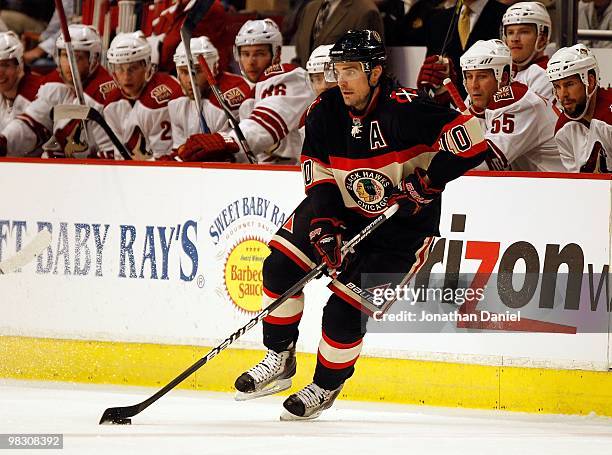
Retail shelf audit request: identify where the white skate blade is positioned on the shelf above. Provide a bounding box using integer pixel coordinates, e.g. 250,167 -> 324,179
234,378 -> 292,402
280,409 -> 322,421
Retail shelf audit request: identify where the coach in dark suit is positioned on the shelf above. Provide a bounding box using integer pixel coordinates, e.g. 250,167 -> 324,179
294,0 -> 384,68
423,0 -> 507,97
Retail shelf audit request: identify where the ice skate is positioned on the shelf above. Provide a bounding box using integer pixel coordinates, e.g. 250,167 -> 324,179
234,345 -> 296,401
280,382 -> 343,420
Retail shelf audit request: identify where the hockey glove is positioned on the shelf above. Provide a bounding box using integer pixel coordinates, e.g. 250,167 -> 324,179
417,55 -> 455,91
309,217 -> 346,272
387,168 -> 443,216
178,132 -> 240,162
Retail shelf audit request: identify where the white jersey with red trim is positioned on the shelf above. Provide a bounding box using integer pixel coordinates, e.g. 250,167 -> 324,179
513,56 -> 554,103
168,71 -> 250,151
103,72 -> 182,160
2,66 -> 119,158
480,81 -> 564,172
0,72 -> 42,135
554,88 -> 612,173
231,63 -> 315,164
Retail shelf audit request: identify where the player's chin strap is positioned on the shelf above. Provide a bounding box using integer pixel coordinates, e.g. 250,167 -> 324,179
565,85 -> 598,122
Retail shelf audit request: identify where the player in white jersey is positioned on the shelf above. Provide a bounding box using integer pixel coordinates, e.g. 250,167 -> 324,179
177,19 -> 315,164
0,32 -> 42,149
501,2 -> 553,102
460,39 -> 563,172
168,36 -> 250,155
0,24 -> 119,159
547,44 -> 612,173
104,31 -> 182,160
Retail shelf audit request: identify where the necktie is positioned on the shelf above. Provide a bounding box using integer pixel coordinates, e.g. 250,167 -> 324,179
313,1 -> 331,42
458,4 -> 471,50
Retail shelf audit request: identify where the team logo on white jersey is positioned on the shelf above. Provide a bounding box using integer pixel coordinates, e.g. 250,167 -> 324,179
99,81 -> 116,100
493,85 -> 514,103
151,84 -> 173,104
223,87 -> 246,108
345,169 -> 392,212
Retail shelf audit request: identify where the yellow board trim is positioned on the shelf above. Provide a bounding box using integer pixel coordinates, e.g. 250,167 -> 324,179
2,336 -> 612,416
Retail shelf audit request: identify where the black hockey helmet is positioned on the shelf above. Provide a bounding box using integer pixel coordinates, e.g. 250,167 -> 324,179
328,29 -> 386,72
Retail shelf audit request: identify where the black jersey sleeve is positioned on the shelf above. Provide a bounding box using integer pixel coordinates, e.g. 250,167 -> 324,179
300,96 -> 346,221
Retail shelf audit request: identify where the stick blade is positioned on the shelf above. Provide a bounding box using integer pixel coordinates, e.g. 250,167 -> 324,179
99,405 -> 139,425
0,230 -> 52,274
52,104 -> 91,122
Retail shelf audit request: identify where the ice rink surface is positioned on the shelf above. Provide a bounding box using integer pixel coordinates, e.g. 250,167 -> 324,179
1,380 -> 611,455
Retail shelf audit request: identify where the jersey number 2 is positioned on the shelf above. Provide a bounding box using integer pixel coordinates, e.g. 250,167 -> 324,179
490,113 -> 515,134
161,121 -> 172,141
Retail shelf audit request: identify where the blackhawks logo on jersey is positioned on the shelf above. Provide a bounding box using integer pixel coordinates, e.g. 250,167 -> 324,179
345,169 -> 392,213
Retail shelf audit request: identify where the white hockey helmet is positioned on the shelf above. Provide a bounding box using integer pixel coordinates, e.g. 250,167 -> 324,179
233,18 -> 282,68
55,24 -> 102,75
0,31 -> 23,66
547,44 -> 599,120
173,36 -> 219,70
107,31 -> 152,66
547,44 -> 599,86
460,39 -> 512,85
501,2 -> 552,49
306,44 -> 333,74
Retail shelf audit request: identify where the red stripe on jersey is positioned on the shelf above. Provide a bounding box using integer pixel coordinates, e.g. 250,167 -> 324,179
300,154 -> 331,167
485,140 -> 509,170
256,106 -> 289,135
263,286 -> 302,300
329,145 -> 434,171
269,239 -> 312,272
251,109 -> 286,140
250,114 -> 280,143
317,351 -> 359,369
322,331 -> 362,349
264,312 -> 303,325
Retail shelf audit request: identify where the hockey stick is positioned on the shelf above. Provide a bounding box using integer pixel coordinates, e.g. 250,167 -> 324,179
427,0 -> 463,99
55,0 -> 91,148
0,230 -> 52,275
52,104 -> 139,160
180,0 -> 215,134
440,0 -> 464,59
99,203 -> 400,425
443,78 -> 468,112
198,55 -> 257,164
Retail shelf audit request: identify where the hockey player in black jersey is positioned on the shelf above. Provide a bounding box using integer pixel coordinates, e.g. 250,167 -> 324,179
234,29 -> 489,420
